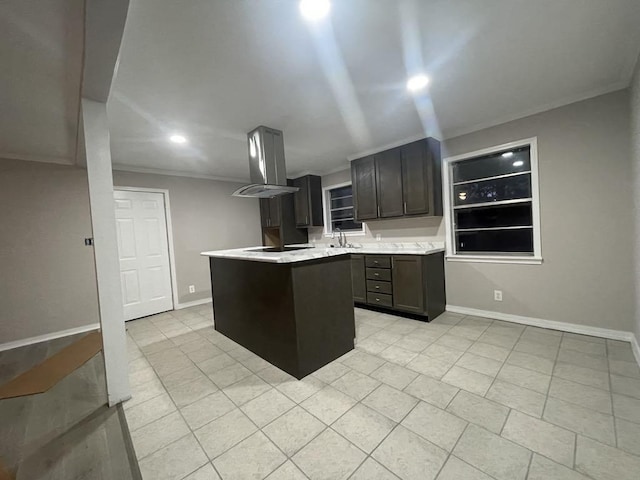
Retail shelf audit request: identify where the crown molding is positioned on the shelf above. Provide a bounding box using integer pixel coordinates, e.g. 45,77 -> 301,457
0,152 -> 74,166
442,81 -> 628,141
346,132 -> 434,161
112,164 -> 247,184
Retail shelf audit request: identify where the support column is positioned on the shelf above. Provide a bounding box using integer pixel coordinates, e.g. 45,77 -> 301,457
83,98 -> 130,406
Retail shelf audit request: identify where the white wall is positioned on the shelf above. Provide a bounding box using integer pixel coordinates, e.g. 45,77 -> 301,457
0,159 -> 100,345
112,170 -> 262,304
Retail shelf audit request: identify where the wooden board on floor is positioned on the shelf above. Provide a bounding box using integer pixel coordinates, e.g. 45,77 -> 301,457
0,459 -> 13,480
0,332 -> 102,400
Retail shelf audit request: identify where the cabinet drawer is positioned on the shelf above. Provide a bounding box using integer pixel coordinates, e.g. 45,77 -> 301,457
367,280 -> 392,295
365,256 -> 391,269
366,268 -> 392,281
367,292 -> 393,307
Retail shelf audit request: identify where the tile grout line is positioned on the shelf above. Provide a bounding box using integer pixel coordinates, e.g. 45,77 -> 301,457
129,313 -> 227,479
606,339 -> 621,452
479,317 -> 528,403
127,308 -> 640,480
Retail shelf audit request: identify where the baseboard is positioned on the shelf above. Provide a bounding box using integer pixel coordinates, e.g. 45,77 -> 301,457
631,333 -> 640,367
446,305 -> 636,343
0,323 -> 101,353
175,297 -> 212,310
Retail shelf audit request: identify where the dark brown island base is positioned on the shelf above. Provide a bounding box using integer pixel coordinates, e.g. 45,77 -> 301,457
207,252 -> 355,379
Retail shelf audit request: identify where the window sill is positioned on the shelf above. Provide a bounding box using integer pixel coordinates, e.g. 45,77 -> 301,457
446,255 -> 543,265
323,231 -> 366,238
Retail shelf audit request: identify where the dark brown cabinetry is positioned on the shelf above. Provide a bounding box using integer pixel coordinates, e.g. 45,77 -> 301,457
260,197 -> 282,228
351,138 -> 442,221
376,149 -> 404,218
401,139 -> 442,216
352,252 -> 446,321
392,256 -> 425,314
260,180 -> 308,247
351,254 -> 367,303
351,156 -> 378,220
293,175 -> 323,227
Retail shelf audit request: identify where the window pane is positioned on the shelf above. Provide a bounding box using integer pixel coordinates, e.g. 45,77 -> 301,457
331,208 -> 354,220
456,228 -> 533,254
331,196 -> 353,209
452,147 -> 530,183
328,184 -> 361,232
455,203 -> 533,229
332,219 -> 361,231
453,174 -> 531,206
330,185 -> 353,199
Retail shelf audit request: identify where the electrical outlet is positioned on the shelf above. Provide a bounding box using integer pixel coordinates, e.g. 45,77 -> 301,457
375,234 -> 381,241
188,285 -> 195,294
494,290 -> 503,302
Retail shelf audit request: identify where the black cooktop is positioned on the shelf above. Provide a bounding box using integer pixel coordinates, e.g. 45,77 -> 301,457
254,246 -> 312,253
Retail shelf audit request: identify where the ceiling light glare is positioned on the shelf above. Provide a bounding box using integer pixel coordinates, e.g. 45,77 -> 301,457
406,74 -> 430,93
299,0 -> 331,21
501,151 -> 514,158
169,134 -> 187,144
513,160 -> 524,167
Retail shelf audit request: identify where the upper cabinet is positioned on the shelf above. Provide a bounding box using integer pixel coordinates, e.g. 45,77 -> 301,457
351,155 -> 378,220
351,138 -> 442,222
375,148 -> 404,218
259,179 -> 308,246
259,197 -> 281,228
292,175 -> 323,228
401,138 -> 442,216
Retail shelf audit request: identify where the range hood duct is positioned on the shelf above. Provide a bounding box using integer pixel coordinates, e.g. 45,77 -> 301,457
232,126 -> 299,198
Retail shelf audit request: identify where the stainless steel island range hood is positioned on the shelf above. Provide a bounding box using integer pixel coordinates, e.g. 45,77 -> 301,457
232,126 -> 299,198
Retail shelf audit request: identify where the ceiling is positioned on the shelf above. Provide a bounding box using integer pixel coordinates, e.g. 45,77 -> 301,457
2,1 -> 639,181
0,0 -> 84,165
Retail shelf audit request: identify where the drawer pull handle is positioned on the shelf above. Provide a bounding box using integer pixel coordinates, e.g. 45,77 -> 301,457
376,298 -> 380,302
374,273 -> 379,277
375,286 -> 380,289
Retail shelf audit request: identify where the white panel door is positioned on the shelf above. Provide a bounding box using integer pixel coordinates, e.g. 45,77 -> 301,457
114,190 -> 173,320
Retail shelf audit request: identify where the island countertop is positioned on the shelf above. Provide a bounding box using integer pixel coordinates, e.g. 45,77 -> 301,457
201,242 -> 445,264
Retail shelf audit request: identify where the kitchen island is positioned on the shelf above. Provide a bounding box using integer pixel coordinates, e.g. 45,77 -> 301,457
201,247 -> 355,379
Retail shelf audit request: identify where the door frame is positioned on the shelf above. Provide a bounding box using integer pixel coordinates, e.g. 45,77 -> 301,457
113,186 -> 179,313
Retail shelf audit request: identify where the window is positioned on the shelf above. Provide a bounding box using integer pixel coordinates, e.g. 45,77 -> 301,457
322,182 -> 365,236
443,138 -> 542,264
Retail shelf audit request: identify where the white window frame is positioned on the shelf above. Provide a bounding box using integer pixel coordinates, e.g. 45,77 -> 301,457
322,181 -> 366,237
442,137 -> 543,265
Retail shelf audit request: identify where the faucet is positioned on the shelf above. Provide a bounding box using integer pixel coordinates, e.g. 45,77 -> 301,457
335,228 -> 347,248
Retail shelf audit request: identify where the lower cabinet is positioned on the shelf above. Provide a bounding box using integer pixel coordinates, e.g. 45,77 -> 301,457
351,254 -> 367,303
392,256 -> 425,314
350,252 -> 446,320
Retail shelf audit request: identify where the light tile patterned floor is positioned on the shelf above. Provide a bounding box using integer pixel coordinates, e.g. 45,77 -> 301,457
124,305 -> 640,480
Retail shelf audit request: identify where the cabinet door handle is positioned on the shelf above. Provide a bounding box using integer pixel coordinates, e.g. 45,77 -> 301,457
403,202 -> 407,214
305,215 -> 309,225
377,205 -> 380,217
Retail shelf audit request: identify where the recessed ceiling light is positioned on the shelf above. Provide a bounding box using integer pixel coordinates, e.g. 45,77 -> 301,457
299,0 -> 331,21
406,74 -> 430,93
169,134 -> 187,144
501,151 -> 514,158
